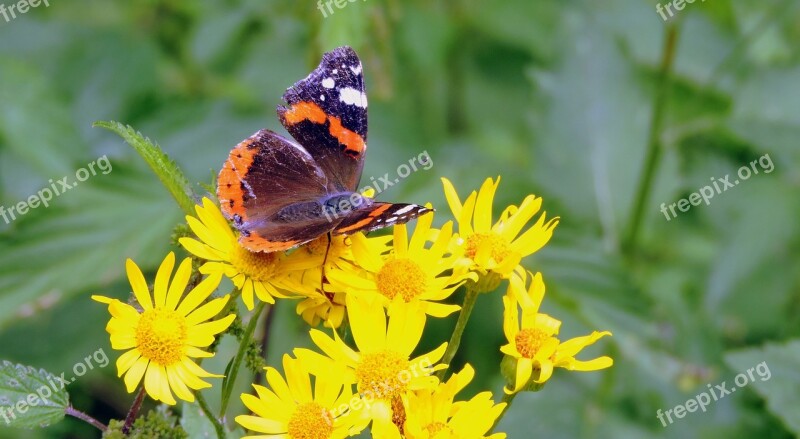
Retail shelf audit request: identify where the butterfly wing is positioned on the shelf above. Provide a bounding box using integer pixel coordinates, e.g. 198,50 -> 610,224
333,202 -> 433,235
217,129 -> 342,252
277,46 -> 368,193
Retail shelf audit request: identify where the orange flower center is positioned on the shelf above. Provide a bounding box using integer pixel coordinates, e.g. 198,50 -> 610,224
135,308 -> 188,366
426,421 -> 452,436
230,245 -> 280,282
287,402 -> 334,439
376,259 -> 427,301
355,350 -> 410,400
515,328 -> 552,359
464,233 -> 511,263
301,235 -> 350,264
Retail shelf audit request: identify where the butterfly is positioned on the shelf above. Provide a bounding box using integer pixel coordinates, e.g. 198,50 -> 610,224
217,46 -> 432,252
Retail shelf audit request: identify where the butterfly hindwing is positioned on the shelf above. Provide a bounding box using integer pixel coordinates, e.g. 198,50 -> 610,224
217,129 -> 341,251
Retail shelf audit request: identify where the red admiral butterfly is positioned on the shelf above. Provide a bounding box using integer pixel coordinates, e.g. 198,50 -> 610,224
217,46 -> 432,252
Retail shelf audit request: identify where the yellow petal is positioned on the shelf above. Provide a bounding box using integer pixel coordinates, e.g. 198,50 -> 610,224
180,237 -> 226,262
166,364 -> 195,402
441,177 -> 463,219
386,302 -> 425,357
123,357 -> 148,392
498,195 -> 541,239
153,252 -> 175,308
126,259 -> 152,311
473,177 -> 499,233
234,415 -> 287,434
512,357 -> 532,393
561,356 -> 614,371
116,349 -> 141,375
393,223 -> 409,257
283,355 -> 312,403
555,331 -> 612,359
347,295 -> 386,352
185,296 -> 230,326
165,257 -> 193,311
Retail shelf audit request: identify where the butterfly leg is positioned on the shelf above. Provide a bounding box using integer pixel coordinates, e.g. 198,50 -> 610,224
320,232 -> 333,294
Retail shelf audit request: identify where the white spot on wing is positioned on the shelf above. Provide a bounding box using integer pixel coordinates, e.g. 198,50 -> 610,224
332,69 -> 338,74
322,78 -> 335,89
339,87 -> 368,108
394,205 -> 416,216
320,94 -> 325,101
350,63 -> 363,75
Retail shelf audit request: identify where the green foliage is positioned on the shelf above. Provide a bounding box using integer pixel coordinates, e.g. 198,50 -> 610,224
181,402 -> 245,439
94,121 -> 196,216
726,340 -> 800,436
0,361 -> 69,429
0,0 -> 797,437
104,407 -> 188,439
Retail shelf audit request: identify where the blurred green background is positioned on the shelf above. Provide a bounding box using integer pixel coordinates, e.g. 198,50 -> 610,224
1,0 -> 799,438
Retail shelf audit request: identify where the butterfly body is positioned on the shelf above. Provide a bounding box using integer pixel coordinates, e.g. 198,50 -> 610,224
217,46 -> 431,252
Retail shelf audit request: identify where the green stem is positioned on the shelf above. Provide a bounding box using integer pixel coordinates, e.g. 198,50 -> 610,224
65,406 -> 107,432
436,287 -> 479,380
121,386 -> 145,435
220,301 -> 267,417
196,390 -> 226,439
491,392 -> 517,432
625,24 -> 679,253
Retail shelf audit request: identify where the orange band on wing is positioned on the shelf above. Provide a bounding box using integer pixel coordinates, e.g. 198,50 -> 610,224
283,101 -> 366,157
335,203 -> 392,234
217,138 -> 257,221
283,101 -> 328,125
327,116 -> 366,156
240,234 -> 301,252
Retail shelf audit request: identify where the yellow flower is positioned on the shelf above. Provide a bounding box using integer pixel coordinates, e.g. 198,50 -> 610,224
294,296 -> 447,437
283,234 -> 359,328
179,197 -> 317,310
236,354 -> 362,439
403,365 -> 507,439
92,252 -> 234,405
501,271 -> 613,393
442,177 -> 559,282
325,210 -> 469,318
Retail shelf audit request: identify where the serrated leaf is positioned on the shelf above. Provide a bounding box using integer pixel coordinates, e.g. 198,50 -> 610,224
0,164 -> 179,329
725,340 -> 800,435
0,360 -> 69,429
93,121 -> 196,215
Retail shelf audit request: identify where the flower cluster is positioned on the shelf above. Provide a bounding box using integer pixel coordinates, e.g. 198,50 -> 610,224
92,176 -> 614,438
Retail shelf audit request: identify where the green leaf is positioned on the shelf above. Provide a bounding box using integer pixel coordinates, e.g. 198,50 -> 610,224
93,121 -> 196,216
180,402 -> 243,439
0,360 -> 69,429
0,59 -> 87,178
725,340 -> 800,435
0,164 -> 179,329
